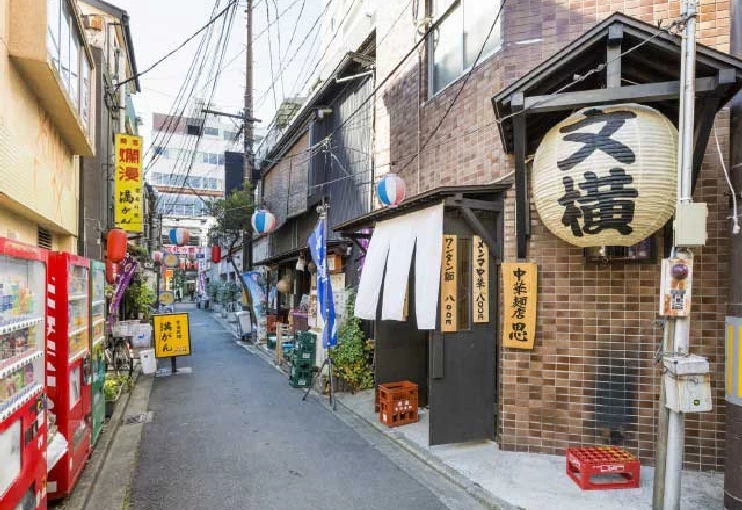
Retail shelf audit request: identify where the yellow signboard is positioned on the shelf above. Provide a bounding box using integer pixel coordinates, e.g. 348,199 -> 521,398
114,133 -> 144,233
153,313 -> 192,358
159,291 -> 175,306
472,236 -> 489,323
502,262 -> 537,350
440,234 -> 457,332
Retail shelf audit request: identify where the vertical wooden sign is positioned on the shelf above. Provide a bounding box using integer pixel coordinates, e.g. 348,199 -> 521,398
502,262 -> 537,349
472,236 -> 489,323
440,235 -> 457,332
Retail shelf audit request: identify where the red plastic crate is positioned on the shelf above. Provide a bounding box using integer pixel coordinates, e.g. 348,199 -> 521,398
566,446 -> 640,490
378,381 -> 419,428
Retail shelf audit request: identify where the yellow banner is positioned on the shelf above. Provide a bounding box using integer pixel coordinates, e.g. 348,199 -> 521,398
502,262 -> 537,350
440,234 -> 457,332
472,236 -> 489,323
153,313 -> 192,358
114,133 -> 144,233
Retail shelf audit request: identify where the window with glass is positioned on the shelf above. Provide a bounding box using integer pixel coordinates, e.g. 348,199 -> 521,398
47,0 -> 93,132
223,130 -> 237,141
429,0 -> 503,96
204,126 -> 219,136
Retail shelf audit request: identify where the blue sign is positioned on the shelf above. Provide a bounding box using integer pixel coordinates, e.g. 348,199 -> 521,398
308,219 -> 337,348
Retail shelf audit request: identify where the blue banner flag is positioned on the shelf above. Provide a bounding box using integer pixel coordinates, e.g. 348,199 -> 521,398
241,271 -> 267,343
309,219 -> 338,348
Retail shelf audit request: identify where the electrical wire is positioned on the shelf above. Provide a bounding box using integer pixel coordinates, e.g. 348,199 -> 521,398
264,0 -> 280,112
715,124 -> 740,234
115,0 -> 238,89
271,0 -> 286,100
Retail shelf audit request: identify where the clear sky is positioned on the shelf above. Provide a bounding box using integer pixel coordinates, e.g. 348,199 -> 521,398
114,0 -> 323,151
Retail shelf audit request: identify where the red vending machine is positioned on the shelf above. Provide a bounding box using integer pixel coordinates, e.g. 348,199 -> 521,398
0,237 -> 48,510
46,253 -> 91,500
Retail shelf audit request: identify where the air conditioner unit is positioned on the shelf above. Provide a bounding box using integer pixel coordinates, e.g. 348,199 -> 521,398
83,15 -> 105,31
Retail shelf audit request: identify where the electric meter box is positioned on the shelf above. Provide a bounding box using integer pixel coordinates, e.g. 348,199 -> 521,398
663,354 -> 712,413
673,202 -> 708,247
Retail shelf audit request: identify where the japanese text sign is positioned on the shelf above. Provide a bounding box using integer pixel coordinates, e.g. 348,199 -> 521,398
440,235 -> 457,332
153,313 -> 192,358
532,104 -> 677,248
502,262 -> 537,350
472,236 -> 489,323
114,133 -> 144,233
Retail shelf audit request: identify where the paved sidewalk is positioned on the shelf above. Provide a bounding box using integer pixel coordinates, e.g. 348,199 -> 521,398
209,309 -> 726,510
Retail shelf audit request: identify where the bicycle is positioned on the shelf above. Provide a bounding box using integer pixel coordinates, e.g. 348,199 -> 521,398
104,335 -> 133,378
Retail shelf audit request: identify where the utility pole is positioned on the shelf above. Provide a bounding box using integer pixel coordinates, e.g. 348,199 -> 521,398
725,0 -> 742,507
244,0 -> 255,275
664,2 -> 697,509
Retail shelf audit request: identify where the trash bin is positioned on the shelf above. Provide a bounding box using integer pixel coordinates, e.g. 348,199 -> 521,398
236,311 -> 252,340
140,349 -> 157,375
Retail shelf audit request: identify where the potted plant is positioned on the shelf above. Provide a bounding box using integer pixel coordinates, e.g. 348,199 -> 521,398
329,290 -> 374,393
104,377 -> 122,419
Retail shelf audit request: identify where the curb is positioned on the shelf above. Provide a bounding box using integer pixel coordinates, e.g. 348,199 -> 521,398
227,318 -> 518,510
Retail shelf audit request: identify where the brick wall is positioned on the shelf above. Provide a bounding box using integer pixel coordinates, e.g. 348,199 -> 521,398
375,0 -> 733,470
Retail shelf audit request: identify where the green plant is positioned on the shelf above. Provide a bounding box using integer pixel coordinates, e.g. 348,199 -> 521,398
122,277 -> 156,321
329,289 -> 373,392
104,378 -> 121,401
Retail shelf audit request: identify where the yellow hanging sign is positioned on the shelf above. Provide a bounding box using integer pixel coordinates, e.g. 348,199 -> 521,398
440,234 -> 457,332
153,313 -> 192,358
472,236 -> 489,323
502,262 -> 537,350
114,133 -> 144,233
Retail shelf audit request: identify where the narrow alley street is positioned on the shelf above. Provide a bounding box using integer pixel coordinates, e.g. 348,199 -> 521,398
129,305 -> 486,510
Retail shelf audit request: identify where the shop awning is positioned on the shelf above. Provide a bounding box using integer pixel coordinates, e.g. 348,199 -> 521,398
253,240 -> 347,267
338,184 -> 509,329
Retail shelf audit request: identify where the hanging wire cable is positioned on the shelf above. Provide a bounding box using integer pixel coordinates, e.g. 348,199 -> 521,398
271,0 -> 286,100
115,0 -> 238,89
264,0 -> 280,112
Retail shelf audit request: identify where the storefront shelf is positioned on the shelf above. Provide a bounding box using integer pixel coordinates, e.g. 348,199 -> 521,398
0,383 -> 43,422
0,317 -> 43,337
0,349 -> 43,379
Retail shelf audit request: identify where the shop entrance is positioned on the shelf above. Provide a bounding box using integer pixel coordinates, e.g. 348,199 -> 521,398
429,211 -> 498,445
336,185 -> 507,446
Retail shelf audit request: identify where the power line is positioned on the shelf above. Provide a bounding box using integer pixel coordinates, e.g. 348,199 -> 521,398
270,0 -> 286,100
264,0 -> 279,112
115,0 -> 238,89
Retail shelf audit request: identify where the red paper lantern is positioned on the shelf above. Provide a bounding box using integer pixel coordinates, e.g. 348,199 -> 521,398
211,246 -> 221,263
106,228 -> 127,263
106,259 -> 119,284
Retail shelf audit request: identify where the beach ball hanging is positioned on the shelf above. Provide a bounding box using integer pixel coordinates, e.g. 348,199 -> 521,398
533,103 -> 678,248
169,227 -> 190,246
251,210 -> 276,234
376,174 -> 406,207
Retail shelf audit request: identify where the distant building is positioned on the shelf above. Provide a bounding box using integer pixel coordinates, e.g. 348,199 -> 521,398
146,105 -> 244,283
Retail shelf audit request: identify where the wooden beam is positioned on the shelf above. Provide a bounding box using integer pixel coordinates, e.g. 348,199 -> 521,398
512,92 -> 529,259
459,206 -> 501,261
444,197 -> 503,212
524,76 -> 723,113
606,25 -> 623,88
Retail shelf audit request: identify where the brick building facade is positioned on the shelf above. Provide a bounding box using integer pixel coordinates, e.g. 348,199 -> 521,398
374,0 -> 735,470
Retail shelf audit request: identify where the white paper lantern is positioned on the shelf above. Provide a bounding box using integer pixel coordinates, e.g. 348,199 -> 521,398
533,103 -> 678,248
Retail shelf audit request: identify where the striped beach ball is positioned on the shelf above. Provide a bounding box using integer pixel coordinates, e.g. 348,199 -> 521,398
251,210 -> 276,234
376,174 -> 405,207
169,227 -> 190,246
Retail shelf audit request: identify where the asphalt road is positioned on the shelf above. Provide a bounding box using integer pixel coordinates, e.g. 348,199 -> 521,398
129,304 -> 468,510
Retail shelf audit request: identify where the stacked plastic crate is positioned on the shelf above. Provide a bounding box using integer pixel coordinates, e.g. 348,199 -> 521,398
289,331 -> 316,388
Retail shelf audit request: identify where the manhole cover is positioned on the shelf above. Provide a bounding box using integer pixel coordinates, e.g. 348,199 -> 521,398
123,411 -> 153,425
